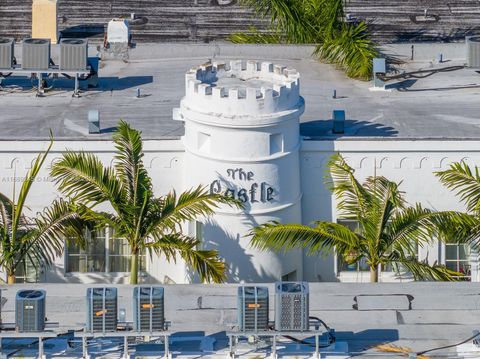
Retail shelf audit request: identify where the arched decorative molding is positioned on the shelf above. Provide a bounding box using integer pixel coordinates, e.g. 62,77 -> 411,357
438,157 -> 451,169
8,157 -> 26,170
417,156 -> 432,169
358,157 -> 372,169
149,156 -> 182,169
47,157 -> 63,170
378,157 -> 395,169
399,157 -> 414,169
164,157 -> 181,169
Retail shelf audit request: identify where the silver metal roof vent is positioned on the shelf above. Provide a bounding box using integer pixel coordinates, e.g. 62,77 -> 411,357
467,36 -> 480,68
0,38 -> 14,70
88,110 -> 100,134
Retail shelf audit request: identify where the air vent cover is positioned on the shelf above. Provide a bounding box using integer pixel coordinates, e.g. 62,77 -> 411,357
60,38 -> 88,71
22,38 -> 50,70
86,287 -> 118,332
467,36 -> 480,68
238,286 -> 269,332
0,38 -> 14,69
133,286 -> 165,332
15,290 -> 46,332
274,282 -> 309,332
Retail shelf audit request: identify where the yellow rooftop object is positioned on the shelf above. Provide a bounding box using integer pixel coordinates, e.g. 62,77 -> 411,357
32,0 -> 58,44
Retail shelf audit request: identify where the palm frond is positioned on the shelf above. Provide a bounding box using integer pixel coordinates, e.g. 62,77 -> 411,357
156,186 -> 240,231
18,199 -> 88,268
314,22 -> 378,80
249,221 -> 359,256
12,136 -> 53,239
112,120 -> 152,208
228,27 -> 284,44
147,233 -> 226,283
50,151 -> 124,210
326,153 -> 371,219
436,161 -> 480,214
392,255 -> 463,281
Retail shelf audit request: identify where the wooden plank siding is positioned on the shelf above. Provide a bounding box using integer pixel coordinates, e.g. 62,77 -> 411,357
0,0 -> 268,43
0,1 -> 479,43
345,0 -> 480,43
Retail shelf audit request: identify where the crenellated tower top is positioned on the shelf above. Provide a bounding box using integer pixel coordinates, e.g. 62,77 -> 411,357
179,60 -> 303,124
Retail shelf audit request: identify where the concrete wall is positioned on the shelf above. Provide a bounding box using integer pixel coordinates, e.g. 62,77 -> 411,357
1,282 -> 480,349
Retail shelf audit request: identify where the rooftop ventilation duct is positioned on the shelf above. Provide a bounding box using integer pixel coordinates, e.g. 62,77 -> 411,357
332,110 -> 345,134
15,290 -> 46,332
274,281 -> 309,332
60,38 -> 88,71
467,36 -> 480,68
237,286 -> 269,332
0,38 -> 14,70
22,38 -> 50,71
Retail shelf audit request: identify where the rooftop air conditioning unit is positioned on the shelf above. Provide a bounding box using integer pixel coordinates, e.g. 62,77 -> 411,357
60,38 -> 88,71
237,286 -> 269,332
133,286 -> 165,332
467,36 -> 480,68
22,38 -> 50,70
274,282 -> 309,332
0,38 -> 14,69
86,287 -> 118,332
15,290 -> 46,332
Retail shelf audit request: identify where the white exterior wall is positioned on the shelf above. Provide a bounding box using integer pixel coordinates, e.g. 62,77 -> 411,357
301,140 -> 480,282
0,138 -> 478,283
0,140 -> 185,284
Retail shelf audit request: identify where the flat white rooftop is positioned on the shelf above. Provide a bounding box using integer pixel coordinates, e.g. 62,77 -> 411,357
0,43 -> 479,141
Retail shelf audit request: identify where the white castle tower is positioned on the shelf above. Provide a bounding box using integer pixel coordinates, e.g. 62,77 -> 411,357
176,60 -> 304,282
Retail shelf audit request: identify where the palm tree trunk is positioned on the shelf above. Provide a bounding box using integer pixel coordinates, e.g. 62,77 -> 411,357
370,266 -> 379,283
7,272 -> 15,284
130,252 -> 138,284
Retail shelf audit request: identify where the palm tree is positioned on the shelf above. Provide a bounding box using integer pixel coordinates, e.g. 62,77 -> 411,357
250,154 -> 469,282
230,0 -> 378,80
436,161 -> 480,254
51,121 -> 237,284
0,138 -> 86,284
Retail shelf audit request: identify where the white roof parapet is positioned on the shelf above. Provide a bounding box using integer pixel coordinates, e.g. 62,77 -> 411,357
183,59 -> 302,116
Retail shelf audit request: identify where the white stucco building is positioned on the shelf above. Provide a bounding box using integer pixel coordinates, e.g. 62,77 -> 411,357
0,43 -> 478,284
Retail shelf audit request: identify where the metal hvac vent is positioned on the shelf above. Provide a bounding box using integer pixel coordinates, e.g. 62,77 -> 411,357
133,286 -> 165,332
86,287 -> 118,332
60,38 -> 88,71
274,282 -> 309,332
467,36 -> 480,68
22,38 -> 50,70
237,286 -> 269,332
0,38 -> 14,69
15,290 -> 46,332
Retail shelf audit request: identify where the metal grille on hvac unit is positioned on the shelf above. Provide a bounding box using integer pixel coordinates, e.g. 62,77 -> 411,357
15,290 -> 46,332
237,286 -> 269,332
60,38 -> 88,71
22,38 -> 50,71
0,38 -> 14,69
133,286 -> 165,332
274,282 -> 309,332
86,287 -> 118,332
